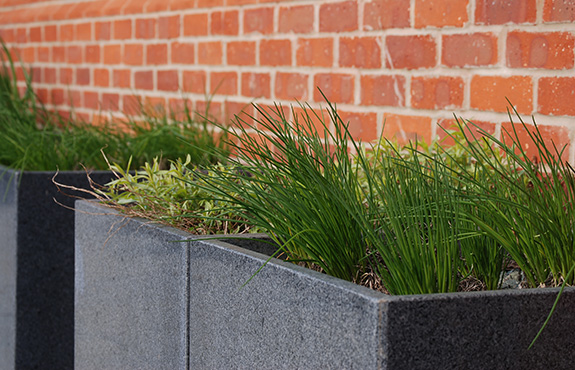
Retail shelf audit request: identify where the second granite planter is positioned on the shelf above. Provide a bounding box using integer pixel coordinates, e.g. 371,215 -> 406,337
75,200 -> 575,370
0,166 -> 116,370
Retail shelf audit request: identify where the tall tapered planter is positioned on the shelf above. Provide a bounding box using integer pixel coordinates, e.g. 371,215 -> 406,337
0,166 -> 115,370
75,200 -> 575,370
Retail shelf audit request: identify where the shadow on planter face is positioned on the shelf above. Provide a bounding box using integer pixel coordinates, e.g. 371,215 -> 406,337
0,166 -> 116,370
75,200 -> 575,370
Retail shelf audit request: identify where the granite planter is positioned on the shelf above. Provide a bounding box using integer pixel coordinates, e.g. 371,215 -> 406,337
0,166 -> 116,370
75,200 -> 575,370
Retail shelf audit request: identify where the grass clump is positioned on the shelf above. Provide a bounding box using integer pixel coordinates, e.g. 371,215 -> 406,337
99,96 -> 574,297
0,42 -> 226,172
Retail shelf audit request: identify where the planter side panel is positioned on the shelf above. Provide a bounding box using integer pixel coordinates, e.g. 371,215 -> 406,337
0,169 -> 19,370
14,171 -> 115,370
189,240 -> 385,369
386,289 -> 575,369
75,201 -> 190,370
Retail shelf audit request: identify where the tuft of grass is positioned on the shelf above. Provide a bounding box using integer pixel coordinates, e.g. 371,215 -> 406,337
449,107 -> 575,289
97,93 -> 574,299
189,101 -> 371,281
0,41 -> 226,172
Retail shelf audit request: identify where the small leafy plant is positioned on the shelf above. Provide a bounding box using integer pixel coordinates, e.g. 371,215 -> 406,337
99,155 -> 258,235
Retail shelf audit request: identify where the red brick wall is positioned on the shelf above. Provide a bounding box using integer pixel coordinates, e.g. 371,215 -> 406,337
1,0 -> 574,159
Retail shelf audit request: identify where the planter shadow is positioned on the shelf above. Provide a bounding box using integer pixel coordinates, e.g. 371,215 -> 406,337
75,200 -> 575,370
0,166 -> 116,370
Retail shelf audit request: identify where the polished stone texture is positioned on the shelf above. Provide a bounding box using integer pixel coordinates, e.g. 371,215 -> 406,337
0,166 -> 115,370
75,200 -> 575,369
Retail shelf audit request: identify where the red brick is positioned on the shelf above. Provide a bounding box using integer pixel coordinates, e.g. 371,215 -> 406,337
37,47 -> 50,62
113,69 -> 131,88
320,1 -> 358,32
102,93 -> 120,111
60,68 -> 73,84
241,72 -> 271,98
313,73 -> 355,104
210,71 -> 237,95
183,70 -> 207,94
470,75 -> 533,114
15,29 -> 26,43
338,111 -> 378,142
85,45 -> 100,63
172,0 -> 204,11
476,0 -> 537,25
95,22 -> 113,41
83,91 -> 99,110
135,70 -> 154,90
244,7 -> 274,34
44,25 -> 57,42
146,44 -> 167,65
296,37 -> 333,67
227,0 -> 256,5
411,76 -> 464,109
158,15 -> 180,39
157,70 -> 179,91
228,41 -> 256,65
29,26 -> 42,42
211,11 -> 239,35
544,0 -> 575,22
44,67 -> 56,84
183,13 -> 208,36
52,46 -> 66,62
60,24 -> 74,41
382,114 -> 432,144
83,0 -> 108,18
260,39 -> 291,66
76,23 -> 92,41
76,68 -> 90,85
67,91 -> 83,109
51,88 -> 65,105
386,35 -> 436,69
360,75 -> 405,106
501,122 -> 570,161
224,101 -> 256,126
121,0 -> 146,15
36,88 -> 48,105
113,19 -> 132,40
94,68 -> 109,87
136,18 -> 156,39
124,44 -> 144,65
197,100 -> 224,124
363,0 -> 410,30
339,36 -> 381,69
279,5 -> 314,34
20,47 -> 35,63
442,33 -> 497,67
507,31 -> 575,69
539,77 -> 575,116
198,41 -> 222,64
415,0 -> 468,28
171,42 -> 195,64
275,72 -> 309,100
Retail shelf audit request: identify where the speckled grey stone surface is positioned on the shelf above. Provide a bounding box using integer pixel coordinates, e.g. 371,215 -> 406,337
75,200 -> 191,370
0,169 -> 19,370
76,201 -> 575,370
188,238 -> 385,369
0,166 -> 115,370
